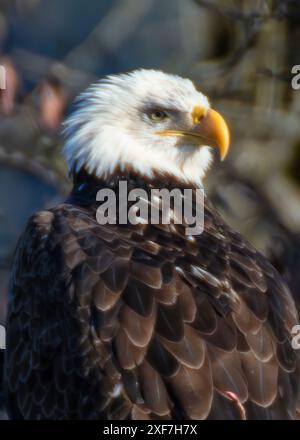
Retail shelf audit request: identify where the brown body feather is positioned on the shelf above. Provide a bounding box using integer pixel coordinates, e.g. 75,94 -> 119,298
5,173 -> 300,419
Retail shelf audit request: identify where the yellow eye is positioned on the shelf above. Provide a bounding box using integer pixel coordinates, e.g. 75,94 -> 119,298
149,110 -> 168,122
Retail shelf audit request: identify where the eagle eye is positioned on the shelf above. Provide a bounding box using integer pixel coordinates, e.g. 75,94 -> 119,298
149,109 -> 168,122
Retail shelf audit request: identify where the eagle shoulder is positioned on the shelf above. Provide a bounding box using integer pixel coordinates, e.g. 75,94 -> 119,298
5,202 -> 300,420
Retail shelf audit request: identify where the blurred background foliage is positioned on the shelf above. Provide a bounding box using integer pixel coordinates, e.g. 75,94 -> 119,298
0,0 -> 300,419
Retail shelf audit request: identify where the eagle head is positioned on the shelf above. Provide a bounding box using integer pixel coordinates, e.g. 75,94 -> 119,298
63,69 -> 230,185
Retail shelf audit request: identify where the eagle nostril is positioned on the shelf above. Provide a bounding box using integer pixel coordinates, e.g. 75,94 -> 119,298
192,106 -> 206,125
195,114 -> 205,124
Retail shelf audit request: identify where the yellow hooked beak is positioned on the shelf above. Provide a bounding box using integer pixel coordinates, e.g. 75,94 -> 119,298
159,106 -> 230,160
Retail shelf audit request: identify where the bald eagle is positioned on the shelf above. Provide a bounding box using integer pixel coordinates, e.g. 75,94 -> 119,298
5,70 -> 300,420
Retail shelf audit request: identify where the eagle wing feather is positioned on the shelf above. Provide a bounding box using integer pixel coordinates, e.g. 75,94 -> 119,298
5,200 -> 300,420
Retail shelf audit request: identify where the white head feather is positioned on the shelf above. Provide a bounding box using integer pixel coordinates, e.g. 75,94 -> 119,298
63,69 -> 214,186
